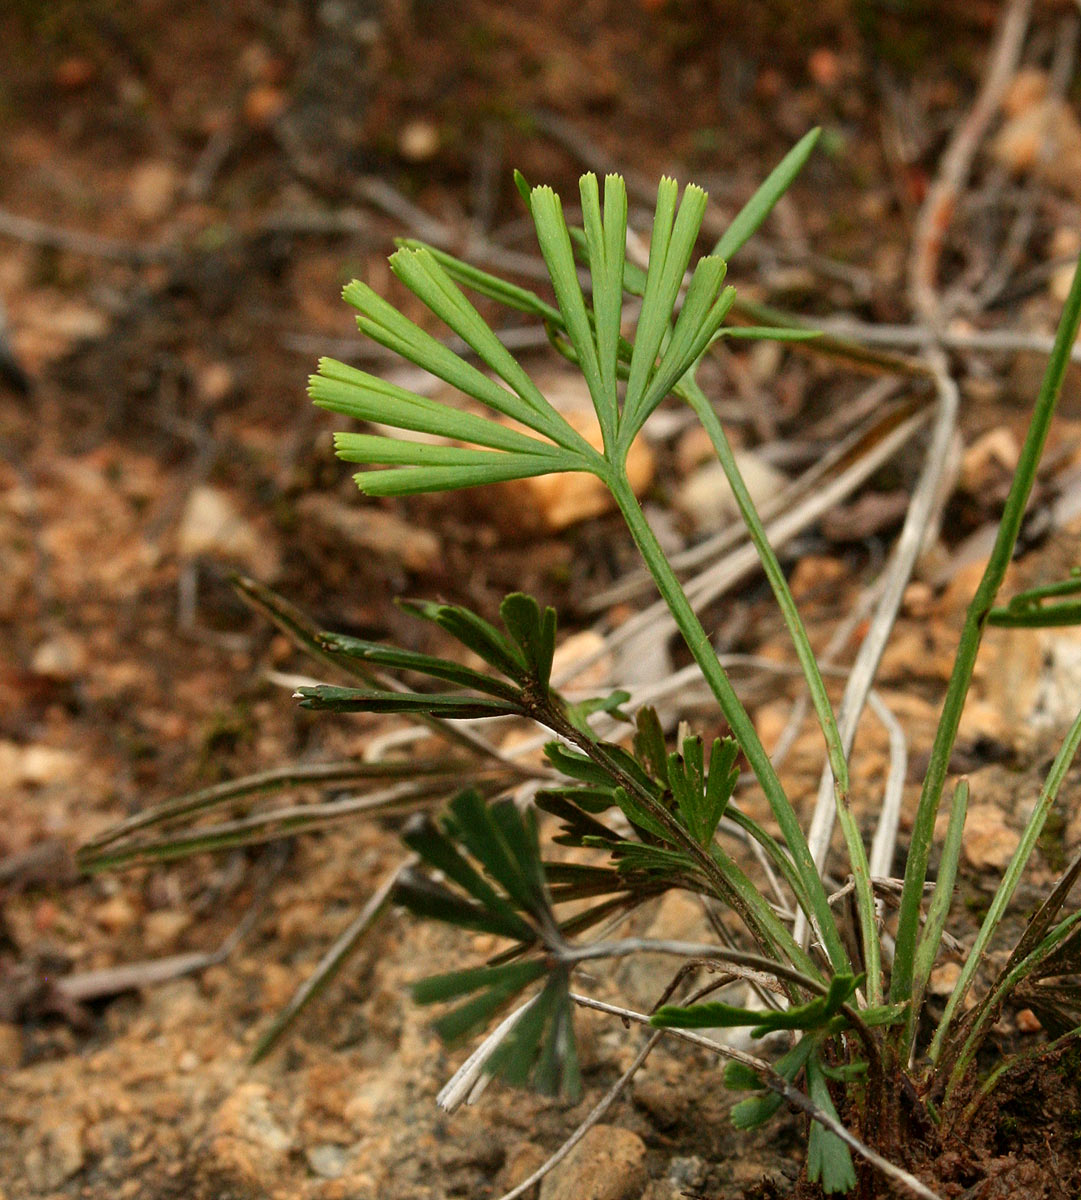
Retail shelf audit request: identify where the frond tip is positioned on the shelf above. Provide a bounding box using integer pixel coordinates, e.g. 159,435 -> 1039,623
316,167 -> 753,496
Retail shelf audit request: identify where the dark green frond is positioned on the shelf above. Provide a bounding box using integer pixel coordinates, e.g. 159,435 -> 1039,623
295,685 -> 523,720
316,632 -> 521,701
399,598 -> 527,679
499,593 -> 558,690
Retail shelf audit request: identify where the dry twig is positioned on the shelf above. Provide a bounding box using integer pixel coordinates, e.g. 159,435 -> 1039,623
568,993 -> 944,1200
0,206 -> 170,264
909,0 -> 1034,325
56,843 -> 288,1005
797,359 -> 960,949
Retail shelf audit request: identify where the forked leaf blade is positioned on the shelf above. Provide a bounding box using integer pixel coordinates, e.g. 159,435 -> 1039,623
486,969 -> 579,1099
530,185 -> 608,428
343,279 -> 590,453
401,813 -> 535,941
623,178 -> 701,426
543,742 -> 615,786
413,959 -> 547,1005
401,599 -> 527,680
729,1035 -> 817,1129
394,869 -> 538,940
395,238 -> 560,321
632,706 -> 670,785
806,1055 -> 857,1194
429,966 -> 546,1044
389,247 -> 573,441
531,983 -> 580,1098
317,632 -> 520,700
500,593 -> 557,690
612,786 -> 671,842
446,792 -> 546,916
653,973 -> 859,1036
311,357 -> 563,455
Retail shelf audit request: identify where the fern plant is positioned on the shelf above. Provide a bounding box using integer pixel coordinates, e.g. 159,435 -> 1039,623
81,132 -> 1081,1198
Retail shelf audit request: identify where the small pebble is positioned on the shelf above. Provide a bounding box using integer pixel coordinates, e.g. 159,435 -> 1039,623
539,1124 -> 647,1200
399,120 -> 440,161
1015,1008 -> 1042,1034
306,1144 -> 349,1179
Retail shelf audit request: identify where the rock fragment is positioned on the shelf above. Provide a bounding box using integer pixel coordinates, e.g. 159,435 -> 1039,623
962,805 -> 1020,872
203,1082 -> 293,1196
306,1143 -> 349,1178
178,485 -> 281,579
128,161 -> 179,222
24,1106 -> 84,1193
539,1125 -> 648,1200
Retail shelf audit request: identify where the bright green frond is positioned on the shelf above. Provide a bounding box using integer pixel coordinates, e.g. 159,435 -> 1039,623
351,456 -> 569,497
311,358 -> 566,457
529,185 -> 610,443
388,247 -> 564,429
578,173 -> 626,437
342,278 -> 592,454
622,180 -> 710,430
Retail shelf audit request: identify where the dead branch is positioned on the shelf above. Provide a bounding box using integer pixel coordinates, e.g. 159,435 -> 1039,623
0,207 -> 171,264
909,0 -> 1034,326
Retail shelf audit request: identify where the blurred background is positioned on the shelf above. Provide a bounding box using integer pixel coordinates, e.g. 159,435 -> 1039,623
0,0 -> 1032,643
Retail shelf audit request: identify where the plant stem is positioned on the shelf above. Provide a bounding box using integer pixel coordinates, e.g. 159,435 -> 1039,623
680,376 -> 881,1001
909,778 -> 969,1063
890,251 -> 1081,1035
679,376 -> 848,791
928,704 -> 1081,1068
605,468 -> 849,973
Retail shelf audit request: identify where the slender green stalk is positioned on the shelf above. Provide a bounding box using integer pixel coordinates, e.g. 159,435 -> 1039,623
987,601 -> 1081,627
723,805 -> 816,920
678,376 -> 848,791
829,780 -> 882,1004
711,129 -> 822,261
678,375 -> 881,1001
1000,572 -> 1081,605
891,253 -> 1081,1032
928,705 -> 1081,1067
604,467 -> 849,973
987,569 -> 1081,628
909,778 -> 969,1056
